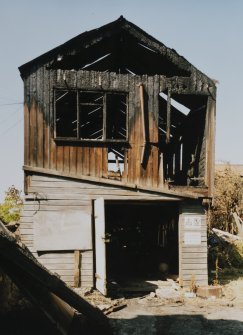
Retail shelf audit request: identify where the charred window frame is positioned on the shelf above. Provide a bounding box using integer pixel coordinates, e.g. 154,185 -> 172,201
54,89 -> 128,142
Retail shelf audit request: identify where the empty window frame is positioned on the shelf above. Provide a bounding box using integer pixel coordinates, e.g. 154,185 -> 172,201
54,89 -> 128,141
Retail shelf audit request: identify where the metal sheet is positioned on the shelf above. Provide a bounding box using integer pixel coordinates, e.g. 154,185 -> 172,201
34,210 -> 92,251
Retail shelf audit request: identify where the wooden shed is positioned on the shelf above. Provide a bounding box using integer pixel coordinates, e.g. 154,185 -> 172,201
18,16 -> 216,295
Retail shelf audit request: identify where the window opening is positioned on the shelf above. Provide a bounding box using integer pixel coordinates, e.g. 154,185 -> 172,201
106,93 -> 127,140
107,147 -> 125,181
55,90 -> 77,138
55,89 -> 128,141
158,92 -> 207,187
159,92 -> 190,116
79,92 -> 103,139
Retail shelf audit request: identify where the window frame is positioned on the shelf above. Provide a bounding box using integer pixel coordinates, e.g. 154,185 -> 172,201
54,88 -> 129,143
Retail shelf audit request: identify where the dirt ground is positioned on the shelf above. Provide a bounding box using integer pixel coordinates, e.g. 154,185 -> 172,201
92,278 -> 243,335
2,278 -> 243,334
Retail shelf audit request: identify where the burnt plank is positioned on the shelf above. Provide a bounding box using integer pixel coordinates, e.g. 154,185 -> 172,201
36,67 -> 44,168
70,146 -> 77,175
24,74 -> 30,166
76,146 -> 83,176
49,69 -> 57,170
63,146 -> 70,173
56,145 -> 64,172
29,69 -> 38,167
102,147 -> 108,178
43,66 -> 50,169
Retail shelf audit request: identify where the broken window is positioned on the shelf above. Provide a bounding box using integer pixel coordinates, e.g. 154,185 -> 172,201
79,92 -> 103,139
106,93 -> 127,140
158,92 -> 207,187
55,90 -> 77,138
54,89 -> 128,141
107,147 -> 126,181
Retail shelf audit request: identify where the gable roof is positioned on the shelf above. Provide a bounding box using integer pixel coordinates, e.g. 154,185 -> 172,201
19,16 -> 214,85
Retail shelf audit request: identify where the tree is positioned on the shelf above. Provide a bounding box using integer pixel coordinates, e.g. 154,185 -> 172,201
209,168 -> 243,233
0,186 -> 23,225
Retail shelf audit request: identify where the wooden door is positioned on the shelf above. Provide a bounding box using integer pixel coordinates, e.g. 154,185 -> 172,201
94,198 -> 107,295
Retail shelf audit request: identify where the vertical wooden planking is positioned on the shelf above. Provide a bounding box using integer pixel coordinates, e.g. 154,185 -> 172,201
29,70 -> 37,167
142,75 -> 149,187
140,75 -> 147,187
63,146 -> 70,173
102,147 -> 108,178
122,73 -> 129,184
134,75 -> 142,186
76,146 -> 83,176
83,146 -> 90,176
76,70 -> 84,176
56,145 -> 64,172
69,71 -> 77,175
153,74 -> 159,126
70,146 -> 77,175
43,66 -> 50,169
152,75 -> 159,188
89,147 -> 96,176
24,74 -> 30,166
127,75 -> 135,184
95,147 -> 103,178
36,67 -> 44,168
50,69 -> 57,170
205,96 -> 216,196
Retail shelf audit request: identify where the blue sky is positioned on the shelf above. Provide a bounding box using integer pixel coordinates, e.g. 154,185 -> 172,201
0,0 -> 242,200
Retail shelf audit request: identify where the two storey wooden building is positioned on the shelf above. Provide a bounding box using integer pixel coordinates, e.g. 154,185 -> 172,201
19,17 -> 216,294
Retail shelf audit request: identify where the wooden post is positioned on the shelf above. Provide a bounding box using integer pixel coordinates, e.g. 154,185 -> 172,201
139,84 -> 147,165
74,250 -> 81,287
205,96 -> 216,196
158,153 -> 164,187
166,88 -> 171,144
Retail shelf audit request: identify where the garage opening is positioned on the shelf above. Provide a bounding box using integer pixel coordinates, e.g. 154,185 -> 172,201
105,201 -> 179,291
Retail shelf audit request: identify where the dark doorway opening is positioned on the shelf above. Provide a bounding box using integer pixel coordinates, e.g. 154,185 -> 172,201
105,202 -> 179,289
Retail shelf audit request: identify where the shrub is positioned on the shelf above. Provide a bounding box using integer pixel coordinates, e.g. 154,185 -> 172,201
0,186 -> 23,225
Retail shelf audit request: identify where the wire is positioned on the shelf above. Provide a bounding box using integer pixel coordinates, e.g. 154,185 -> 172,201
0,102 -> 23,107
0,117 -> 23,137
0,106 -> 22,125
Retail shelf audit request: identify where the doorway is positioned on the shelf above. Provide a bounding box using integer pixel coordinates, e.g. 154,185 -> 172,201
95,201 -> 179,293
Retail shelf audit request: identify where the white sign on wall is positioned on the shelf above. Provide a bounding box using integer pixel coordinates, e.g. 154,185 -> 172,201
184,232 -> 201,245
184,215 -> 202,245
184,216 -> 201,230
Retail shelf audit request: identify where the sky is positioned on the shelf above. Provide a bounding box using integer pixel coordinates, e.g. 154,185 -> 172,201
0,0 -> 243,201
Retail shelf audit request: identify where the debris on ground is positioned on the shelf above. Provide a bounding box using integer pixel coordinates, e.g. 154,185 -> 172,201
98,299 -> 127,315
196,285 -> 223,299
212,228 -> 242,243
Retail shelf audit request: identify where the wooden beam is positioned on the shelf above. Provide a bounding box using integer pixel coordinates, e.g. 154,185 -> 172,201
74,250 -> 81,287
205,96 -> 216,196
139,84 -> 147,165
158,153 -> 164,187
23,165 -> 202,199
166,87 -> 171,144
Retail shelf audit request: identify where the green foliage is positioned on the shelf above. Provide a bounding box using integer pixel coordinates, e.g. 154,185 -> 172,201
0,186 -> 23,224
210,168 -> 243,232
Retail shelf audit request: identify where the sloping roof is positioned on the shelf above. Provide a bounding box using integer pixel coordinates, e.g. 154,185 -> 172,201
18,16 -> 214,86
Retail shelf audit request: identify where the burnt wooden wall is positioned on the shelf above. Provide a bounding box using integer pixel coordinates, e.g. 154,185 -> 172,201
23,68 -> 215,194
